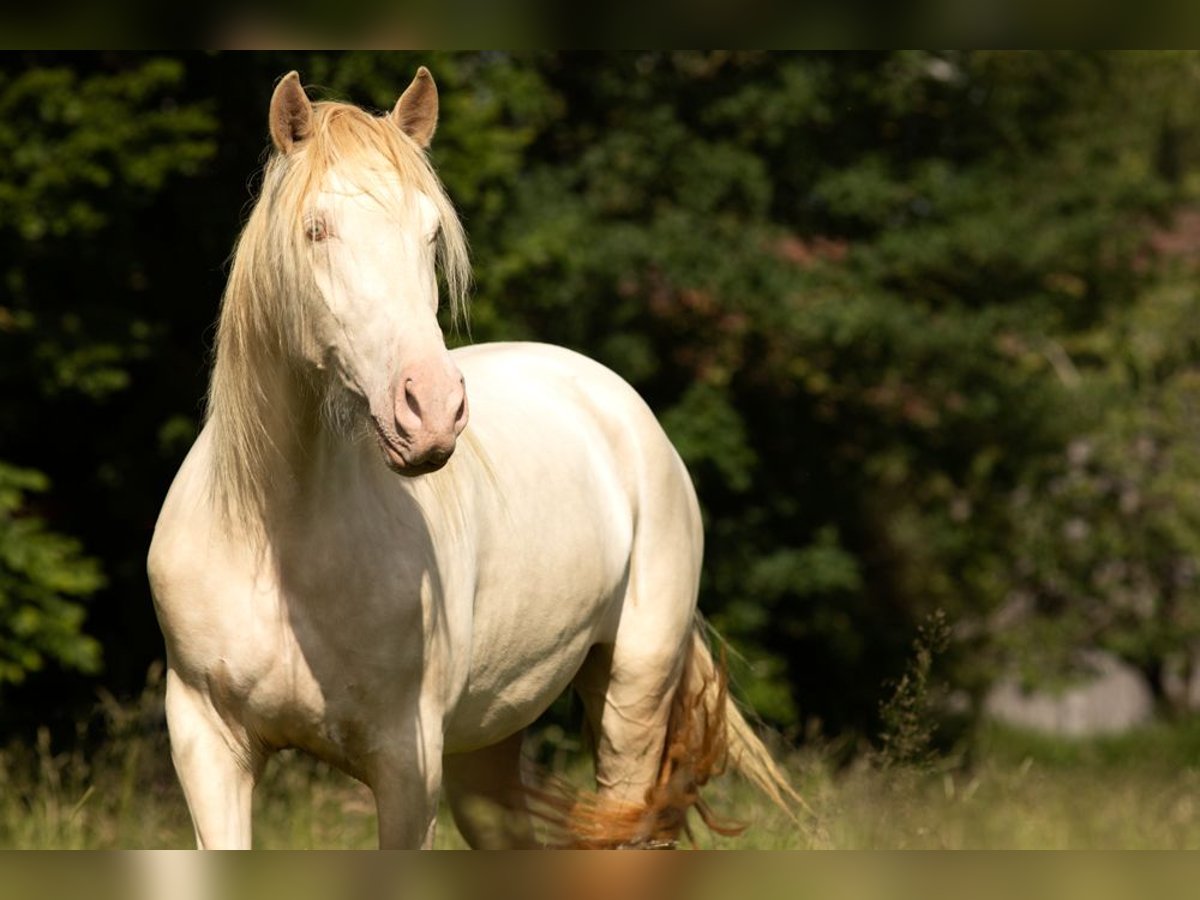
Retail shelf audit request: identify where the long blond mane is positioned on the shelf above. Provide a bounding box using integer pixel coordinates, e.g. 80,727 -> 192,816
206,99 -> 471,529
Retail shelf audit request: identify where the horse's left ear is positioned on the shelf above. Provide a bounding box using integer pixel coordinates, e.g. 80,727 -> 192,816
391,67 -> 438,148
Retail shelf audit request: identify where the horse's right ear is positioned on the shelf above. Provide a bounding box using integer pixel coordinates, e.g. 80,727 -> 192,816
270,71 -> 313,154
391,67 -> 438,148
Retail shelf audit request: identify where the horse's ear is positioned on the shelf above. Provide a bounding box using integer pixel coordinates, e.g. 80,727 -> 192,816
391,67 -> 438,148
270,71 -> 313,154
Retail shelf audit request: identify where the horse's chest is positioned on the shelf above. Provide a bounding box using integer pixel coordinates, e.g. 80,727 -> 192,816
277,598 -> 429,738
177,564 -> 432,772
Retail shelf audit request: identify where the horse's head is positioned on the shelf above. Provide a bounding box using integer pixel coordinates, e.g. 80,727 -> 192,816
261,69 -> 470,476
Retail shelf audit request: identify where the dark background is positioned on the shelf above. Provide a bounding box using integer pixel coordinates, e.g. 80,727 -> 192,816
5,51 -> 1200,747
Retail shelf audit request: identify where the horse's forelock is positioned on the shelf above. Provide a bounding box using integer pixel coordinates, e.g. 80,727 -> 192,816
263,101 -> 470,324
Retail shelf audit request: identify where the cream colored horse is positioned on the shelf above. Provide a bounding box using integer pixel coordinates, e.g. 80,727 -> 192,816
149,69 -> 796,849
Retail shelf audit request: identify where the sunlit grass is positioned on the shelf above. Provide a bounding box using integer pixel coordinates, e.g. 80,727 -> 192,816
4,682 -> 1200,849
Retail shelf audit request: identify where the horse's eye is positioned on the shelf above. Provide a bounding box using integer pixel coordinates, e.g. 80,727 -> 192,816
306,217 -> 328,242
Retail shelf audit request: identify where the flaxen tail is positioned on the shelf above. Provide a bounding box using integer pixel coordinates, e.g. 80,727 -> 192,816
686,623 -> 808,821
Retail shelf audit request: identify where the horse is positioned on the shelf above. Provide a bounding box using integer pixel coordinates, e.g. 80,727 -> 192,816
148,68 -> 798,849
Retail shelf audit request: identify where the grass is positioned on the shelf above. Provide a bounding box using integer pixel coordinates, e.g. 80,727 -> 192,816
5,678 -> 1200,849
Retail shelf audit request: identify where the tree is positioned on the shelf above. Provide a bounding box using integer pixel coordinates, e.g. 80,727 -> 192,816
0,55 -> 215,695
0,464 -> 102,684
1006,278 -> 1200,712
5,52 -> 1200,741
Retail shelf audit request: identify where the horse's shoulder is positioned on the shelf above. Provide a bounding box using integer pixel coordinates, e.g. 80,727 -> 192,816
148,425 -> 251,613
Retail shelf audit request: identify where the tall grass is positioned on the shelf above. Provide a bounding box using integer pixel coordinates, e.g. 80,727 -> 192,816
4,671 -> 1200,848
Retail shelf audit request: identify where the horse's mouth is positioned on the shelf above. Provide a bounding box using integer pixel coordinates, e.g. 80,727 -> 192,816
372,421 -> 451,477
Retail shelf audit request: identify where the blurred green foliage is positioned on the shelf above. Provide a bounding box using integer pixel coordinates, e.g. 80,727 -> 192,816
0,56 -> 215,695
0,463 -> 101,684
5,52 -> 1200,740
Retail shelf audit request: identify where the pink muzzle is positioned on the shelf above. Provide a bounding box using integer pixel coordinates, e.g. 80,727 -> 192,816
379,356 -> 468,475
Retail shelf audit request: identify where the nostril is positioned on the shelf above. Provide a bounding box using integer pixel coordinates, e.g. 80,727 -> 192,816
403,377 -> 423,423
453,386 -> 469,434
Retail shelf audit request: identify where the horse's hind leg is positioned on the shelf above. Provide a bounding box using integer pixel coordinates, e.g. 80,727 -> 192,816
443,730 -> 540,848
571,457 -> 703,846
574,636 -> 688,811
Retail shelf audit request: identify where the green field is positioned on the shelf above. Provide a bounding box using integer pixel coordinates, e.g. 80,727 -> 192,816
5,679 -> 1200,849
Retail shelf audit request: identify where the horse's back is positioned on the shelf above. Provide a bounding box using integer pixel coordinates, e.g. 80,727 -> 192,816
454,340 -> 654,423
454,340 -> 690,475
452,341 -> 700,550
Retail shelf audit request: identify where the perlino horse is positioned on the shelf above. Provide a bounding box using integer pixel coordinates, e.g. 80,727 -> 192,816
148,68 -> 797,848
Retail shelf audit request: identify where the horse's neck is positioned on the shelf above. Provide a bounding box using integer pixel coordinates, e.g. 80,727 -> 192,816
260,360 -> 324,473
210,349 -> 348,537
210,340 -> 466,556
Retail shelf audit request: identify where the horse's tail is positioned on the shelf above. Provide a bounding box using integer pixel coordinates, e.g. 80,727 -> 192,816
685,622 -> 807,822
533,619 -> 803,847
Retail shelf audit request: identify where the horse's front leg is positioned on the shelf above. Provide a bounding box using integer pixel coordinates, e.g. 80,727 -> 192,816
165,669 -> 262,849
372,720 -> 444,849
